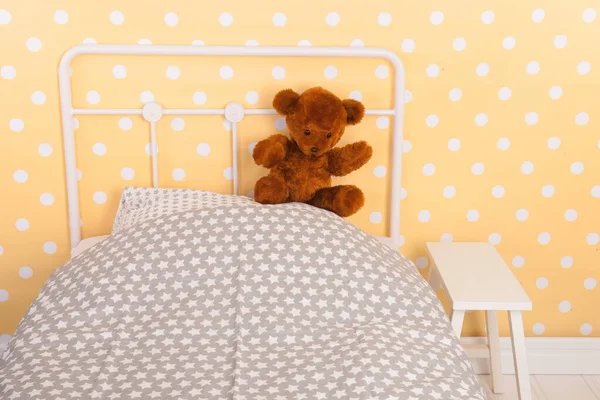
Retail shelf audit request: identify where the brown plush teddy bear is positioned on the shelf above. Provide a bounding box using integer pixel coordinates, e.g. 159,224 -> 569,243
252,87 -> 373,217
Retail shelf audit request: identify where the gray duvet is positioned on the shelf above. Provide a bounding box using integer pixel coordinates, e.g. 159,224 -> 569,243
1,202 -> 483,399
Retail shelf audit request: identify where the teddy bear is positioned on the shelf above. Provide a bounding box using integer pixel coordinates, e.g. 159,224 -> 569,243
252,87 -> 373,217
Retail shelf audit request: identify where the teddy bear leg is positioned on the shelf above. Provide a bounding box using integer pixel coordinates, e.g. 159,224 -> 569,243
309,185 -> 365,217
254,176 -> 289,204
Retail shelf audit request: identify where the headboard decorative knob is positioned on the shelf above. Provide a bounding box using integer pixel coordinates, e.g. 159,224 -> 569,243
142,102 -> 163,123
224,102 -> 244,123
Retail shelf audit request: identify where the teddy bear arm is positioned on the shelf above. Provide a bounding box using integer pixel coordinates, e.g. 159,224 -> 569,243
326,141 -> 373,176
252,134 -> 290,168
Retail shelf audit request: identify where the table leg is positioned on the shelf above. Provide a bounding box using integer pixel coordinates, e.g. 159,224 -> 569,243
450,310 -> 465,338
485,310 -> 503,393
426,265 -> 441,293
509,310 -> 531,400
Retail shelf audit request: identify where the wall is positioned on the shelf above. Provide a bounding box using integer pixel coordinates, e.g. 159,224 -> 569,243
0,1 -> 599,343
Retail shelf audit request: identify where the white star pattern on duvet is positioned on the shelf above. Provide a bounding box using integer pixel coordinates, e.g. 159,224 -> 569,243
0,202 -> 483,399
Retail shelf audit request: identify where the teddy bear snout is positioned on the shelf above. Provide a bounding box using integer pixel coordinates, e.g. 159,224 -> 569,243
310,147 -> 318,153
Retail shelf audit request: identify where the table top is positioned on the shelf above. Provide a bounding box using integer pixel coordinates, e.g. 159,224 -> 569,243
426,242 -> 532,311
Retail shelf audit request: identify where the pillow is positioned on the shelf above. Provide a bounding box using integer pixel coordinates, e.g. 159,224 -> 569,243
113,187 -> 253,233
71,235 -> 110,258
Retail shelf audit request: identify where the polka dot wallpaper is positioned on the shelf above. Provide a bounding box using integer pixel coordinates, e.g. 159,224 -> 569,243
0,1 -> 599,342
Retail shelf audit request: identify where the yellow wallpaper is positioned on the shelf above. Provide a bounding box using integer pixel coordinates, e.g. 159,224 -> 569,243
0,1 -> 599,343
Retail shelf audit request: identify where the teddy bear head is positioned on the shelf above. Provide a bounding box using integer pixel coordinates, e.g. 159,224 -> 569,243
272,87 -> 365,157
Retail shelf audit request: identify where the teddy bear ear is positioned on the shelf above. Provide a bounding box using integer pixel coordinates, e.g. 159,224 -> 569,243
273,89 -> 300,116
342,99 -> 365,125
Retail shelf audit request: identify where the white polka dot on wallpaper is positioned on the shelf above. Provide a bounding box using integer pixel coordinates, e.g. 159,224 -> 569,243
474,113 -> 488,127
429,11 -> 444,25
193,91 -> 207,105
171,118 -> 185,131
220,66 -> 234,80
422,163 -> 435,176
140,90 -> 154,103
53,10 -> 68,24
92,142 -> 107,156
93,191 -> 107,205
488,233 -> 501,245
492,185 -> 505,198
197,143 -> 211,157
497,137 -> 510,150
373,166 -> 386,178
31,90 -> 46,104
548,137 -> 561,150
86,90 -> 100,104
471,162 -> 484,175
449,88 -> 462,102
18,266 -> 33,279
245,91 -> 259,104
223,167 -> 233,180
0,9 -> 12,24
109,10 -> 124,25
40,193 -> 54,206
0,1 -> 598,341
9,118 -> 24,132
1,65 -> 17,80
476,63 -> 489,76
120,167 -> 135,180
272,13 -> 286,27
219,12 -> 233,27
401,39 -> 415,53
426,64 -> 440,78
172,168 -> 186,181
425,114 -> 439,128
166,65 -> 180,80
375,65 -> 388,79
443,186 -> 456,199
164,12 -> 178,27
118,117 -> 132,131
13,170 -> 28,183
272,66 -> 285,80
512,256 -> 525,268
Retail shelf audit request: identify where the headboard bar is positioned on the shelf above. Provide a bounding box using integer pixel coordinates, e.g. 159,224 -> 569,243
149,122 -> 158,188
59,44 -> 405,250
71,108 -> 395,116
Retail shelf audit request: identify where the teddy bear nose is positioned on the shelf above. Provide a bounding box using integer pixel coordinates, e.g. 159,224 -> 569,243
311,147 -> 318,153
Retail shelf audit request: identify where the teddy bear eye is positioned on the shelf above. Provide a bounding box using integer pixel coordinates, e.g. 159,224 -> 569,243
327,133 -> 332,138
304,130 -> 310,135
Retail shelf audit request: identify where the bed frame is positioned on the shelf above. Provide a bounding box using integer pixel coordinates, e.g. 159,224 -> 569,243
58,44 -> 405,250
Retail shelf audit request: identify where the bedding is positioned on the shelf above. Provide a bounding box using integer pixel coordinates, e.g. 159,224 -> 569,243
72,187 -> 251,258
1,202 -> 483,399
74,235 -> 397,258
113,186 -> 253,233
70,235 -> 109,257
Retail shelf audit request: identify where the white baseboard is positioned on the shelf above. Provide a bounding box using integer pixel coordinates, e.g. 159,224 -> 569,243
2,337 -> 599,375
462,337 -> 600,375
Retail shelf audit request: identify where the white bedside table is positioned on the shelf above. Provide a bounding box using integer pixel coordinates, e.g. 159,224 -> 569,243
425,242 -> 533,400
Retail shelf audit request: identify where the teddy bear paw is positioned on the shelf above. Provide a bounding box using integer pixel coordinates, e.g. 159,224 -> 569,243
254,176 -> 289,204
349,141 -> 373,165
332,185 -> 365,217
253,141 -> 287,168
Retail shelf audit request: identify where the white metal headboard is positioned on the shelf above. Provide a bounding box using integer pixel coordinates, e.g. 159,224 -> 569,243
58,44 -> 405,250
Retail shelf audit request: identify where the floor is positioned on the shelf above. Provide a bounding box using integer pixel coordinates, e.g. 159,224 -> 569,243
479,375 -> 600,399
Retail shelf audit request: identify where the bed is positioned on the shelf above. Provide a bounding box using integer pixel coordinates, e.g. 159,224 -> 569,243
0,44 -> 484,399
